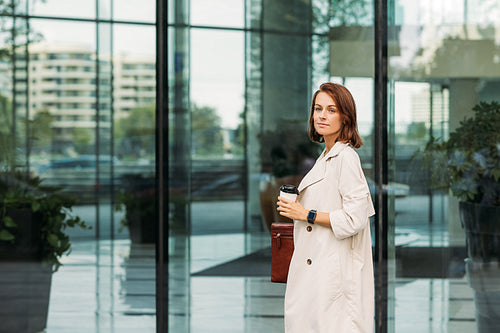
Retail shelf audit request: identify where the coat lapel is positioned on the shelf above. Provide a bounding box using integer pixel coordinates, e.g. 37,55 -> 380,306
297,156 -> 325,192
297,142 -> 350,193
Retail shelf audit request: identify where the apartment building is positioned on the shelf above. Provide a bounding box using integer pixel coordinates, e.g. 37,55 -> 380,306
12,43 -> 155,145
26,44 -> 96,142
113,53 -> 156,117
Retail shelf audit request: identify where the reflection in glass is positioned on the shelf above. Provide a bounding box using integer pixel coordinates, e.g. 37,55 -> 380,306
190,29 -> 244,160
113,0 -> 155,22
189,29 -> 245,244
113,24 -> 156,243
28,0 -> 95,19
0,8 -> 157,331
311,34 -> 329,89
389,1 -> 500,331
113,25 -> 156,162
97,21 -> 113,240
98,0 -> 112,20
28,20 -> 96,207
190,0 -> 244,28
0,15 -> 94,333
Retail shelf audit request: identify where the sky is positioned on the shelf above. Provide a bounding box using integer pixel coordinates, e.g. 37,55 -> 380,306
29,0 -> 155,23
29,17 -> 155,58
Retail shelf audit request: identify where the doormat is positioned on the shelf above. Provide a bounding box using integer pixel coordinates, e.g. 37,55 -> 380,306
191,246 -> 467,279
191,247 -> 271,277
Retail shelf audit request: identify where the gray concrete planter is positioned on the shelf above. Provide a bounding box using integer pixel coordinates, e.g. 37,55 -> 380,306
460,201 -> 500,332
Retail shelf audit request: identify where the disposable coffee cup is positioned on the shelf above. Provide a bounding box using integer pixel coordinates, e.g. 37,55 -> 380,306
279,184 -> 299,202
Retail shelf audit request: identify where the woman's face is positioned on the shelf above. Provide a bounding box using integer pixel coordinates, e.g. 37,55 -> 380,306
313,91 -> 342,143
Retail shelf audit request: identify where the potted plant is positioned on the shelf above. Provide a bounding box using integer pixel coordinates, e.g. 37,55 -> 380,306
116,173 -> 155,243
0,171 -> 90,333
0,129 -> 89,332
421,101 -> 500,331
0,171 -> 89,265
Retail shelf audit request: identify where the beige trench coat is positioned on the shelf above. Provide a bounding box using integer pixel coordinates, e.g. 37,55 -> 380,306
284,142 -> 376,333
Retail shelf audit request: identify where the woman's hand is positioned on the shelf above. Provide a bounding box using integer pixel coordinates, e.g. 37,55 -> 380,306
277,197 -> 309,221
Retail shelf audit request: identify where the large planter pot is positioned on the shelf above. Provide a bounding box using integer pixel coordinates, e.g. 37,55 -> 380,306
119,174 -> 155,244
460,201 -> 500,332
0,262 -> 52,333
465,259 -> 500,333
459,201 -> 500,262
0,208 -> 53,333
127,210 -> 155,243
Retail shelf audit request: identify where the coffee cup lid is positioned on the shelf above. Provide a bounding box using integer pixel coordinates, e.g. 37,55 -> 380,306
280,184 -> 299,195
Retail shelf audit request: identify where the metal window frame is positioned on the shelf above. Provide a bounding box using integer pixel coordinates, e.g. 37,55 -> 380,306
155,0 -> 168,331
374,0 -> 388,332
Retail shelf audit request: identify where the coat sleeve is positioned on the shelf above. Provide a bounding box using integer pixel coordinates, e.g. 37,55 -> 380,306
329,148 -> 375,239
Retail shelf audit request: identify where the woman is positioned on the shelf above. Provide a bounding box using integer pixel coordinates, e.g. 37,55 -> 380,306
277,82 -> 375,333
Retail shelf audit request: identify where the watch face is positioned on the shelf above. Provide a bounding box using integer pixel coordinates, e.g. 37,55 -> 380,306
308,210 -> 316,223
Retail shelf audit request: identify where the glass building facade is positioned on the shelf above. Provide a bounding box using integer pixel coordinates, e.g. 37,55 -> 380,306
1,0 -> 500,332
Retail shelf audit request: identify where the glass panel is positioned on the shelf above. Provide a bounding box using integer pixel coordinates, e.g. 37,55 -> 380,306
190,29 -> 244,160
113,23 -> 156,242
168,0 -> 175,24
189,27 -> 248,328
13,19 -> 29,172
4,0 -> 27,15
245,0 -> 263,238
112,23 -> 156,327
0,17 -> 101,332
113,0 -> 155,23
25,20 -> 97,331
389,0 -> 500,332
190,29 -> 245,247
311,34 -> 330,89
191,0 -> 244,28
261,0 -> 312,34
1,2 -> 157,332
97,22 -> 113,240
28,0 -> 95,19
98,0 -> 112,20
29,18 -> 96,210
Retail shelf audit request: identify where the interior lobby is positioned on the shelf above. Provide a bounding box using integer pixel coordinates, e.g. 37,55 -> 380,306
1,0 -> 500,332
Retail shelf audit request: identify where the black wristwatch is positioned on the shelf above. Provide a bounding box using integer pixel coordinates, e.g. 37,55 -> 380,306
307,210 -> 317,224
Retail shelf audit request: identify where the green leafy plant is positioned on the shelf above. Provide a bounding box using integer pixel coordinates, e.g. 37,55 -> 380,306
421,101 -> 500,206
0,128 -> 89,271
0,171 -> 90,271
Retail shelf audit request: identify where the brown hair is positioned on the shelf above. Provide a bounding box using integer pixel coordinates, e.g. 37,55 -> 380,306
308,82 -> 363,148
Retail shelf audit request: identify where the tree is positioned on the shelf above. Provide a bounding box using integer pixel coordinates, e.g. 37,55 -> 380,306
0,1 -> 44,59
73,128 -> 92,154
231,111 -> 245,157
0,94 -> 11,132
115,103 -> 228,159
329,0 -> 372,26
31,109 -> 55,149
407,122 -> 427,141
0,1 -> 44,167
191,104 -> 224,157
115,103 -> 155,159
0,93 -> 14,170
